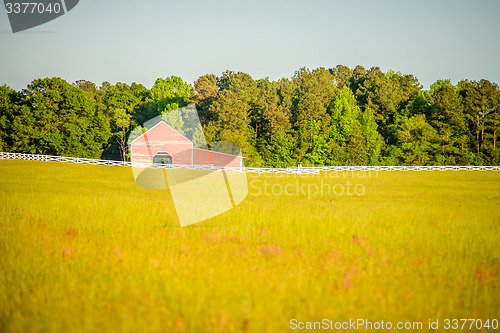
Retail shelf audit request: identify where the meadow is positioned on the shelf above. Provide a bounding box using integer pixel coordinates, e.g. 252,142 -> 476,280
0,160 -> 499,332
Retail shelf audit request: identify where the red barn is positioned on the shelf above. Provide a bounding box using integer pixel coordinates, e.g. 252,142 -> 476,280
130,121 -> 244,169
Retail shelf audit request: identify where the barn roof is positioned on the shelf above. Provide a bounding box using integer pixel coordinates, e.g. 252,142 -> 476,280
130,120 -> 244,159
130,121 -> 192,145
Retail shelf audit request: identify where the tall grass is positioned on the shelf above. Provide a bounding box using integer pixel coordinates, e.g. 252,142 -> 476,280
0,160 -> 499,332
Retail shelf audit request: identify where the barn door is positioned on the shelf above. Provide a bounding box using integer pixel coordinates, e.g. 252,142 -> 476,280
153,151 -> 173,165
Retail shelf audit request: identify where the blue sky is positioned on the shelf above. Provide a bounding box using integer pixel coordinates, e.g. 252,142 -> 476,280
1,0 -> 499,90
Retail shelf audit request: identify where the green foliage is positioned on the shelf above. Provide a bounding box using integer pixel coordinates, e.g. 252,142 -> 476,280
360,108 -> 384,165
293,67 -> 337,124
102,82 -> 144,161
458,79 -> 500,163
7,78 -> 111,158
263,128 -> 295,167
325,87 -> 384,166
188,74 -> 218,124
208,71 -> 260,163
329,86 -> 362,140
0,85 -> 19,152
1,67 -> 499,166
351,66 -> 421,136
299,120 -> 330,166
392,114 -> 439,165
161,110 -> 185,135
148,76 -> 193,116
347,124 -> 368,165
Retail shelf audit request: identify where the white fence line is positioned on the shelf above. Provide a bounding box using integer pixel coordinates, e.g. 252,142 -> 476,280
1,152 -> 499,173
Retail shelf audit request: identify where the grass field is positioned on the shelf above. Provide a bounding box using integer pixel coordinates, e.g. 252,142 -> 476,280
0,160 -> 499,332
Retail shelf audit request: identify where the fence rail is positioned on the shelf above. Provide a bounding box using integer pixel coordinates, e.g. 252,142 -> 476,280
1,152 -> 499,173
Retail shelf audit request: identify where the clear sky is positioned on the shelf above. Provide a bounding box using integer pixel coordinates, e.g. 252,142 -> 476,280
1,0 -> 499,91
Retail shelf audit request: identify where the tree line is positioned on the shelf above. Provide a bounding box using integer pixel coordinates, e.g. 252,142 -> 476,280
0,65 -> 499,166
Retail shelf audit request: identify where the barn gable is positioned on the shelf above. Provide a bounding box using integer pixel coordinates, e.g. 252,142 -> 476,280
131,121 -> 194,165
131,121 -> 192,145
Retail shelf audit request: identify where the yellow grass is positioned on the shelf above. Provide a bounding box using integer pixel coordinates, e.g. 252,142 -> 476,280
0,160 -> 499,332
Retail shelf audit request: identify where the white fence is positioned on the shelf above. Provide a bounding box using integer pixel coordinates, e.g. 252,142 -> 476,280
1,152 -> 499,173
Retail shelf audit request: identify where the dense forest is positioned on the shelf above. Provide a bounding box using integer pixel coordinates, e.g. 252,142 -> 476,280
1,65 -> 499,166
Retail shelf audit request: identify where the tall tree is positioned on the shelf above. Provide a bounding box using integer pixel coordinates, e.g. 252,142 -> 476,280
253,79 -> 291,141
292,67 -> 337,124
112,108 -> 132,162
327,86 -> 383,165
102,83 -> 142,160
208,71 -> 261,162
347,124 -> 368,165
425,80 -> 469,164
392,114 -> 439,165
264,128 -> 295,167
291,67 -> 337,160
209,89 -> 256,159
330,64 -> 353,89
147,76 -> 193,117
188,74 -> 218,124
10,78 -> 111,158
459,79 -> 499,160
0,85 -> 19,151
360,107 -> 384,165
352,67 -> 421,138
